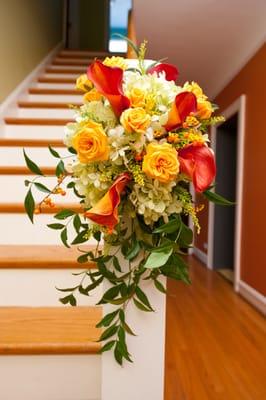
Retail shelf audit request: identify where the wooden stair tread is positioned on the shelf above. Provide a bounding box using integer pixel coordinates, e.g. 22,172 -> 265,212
52,58 -> 93,66
59,50 -> 124,58
29,88 -> 81,95
18,101 -> 82,109
5,117 -> 74,126
0,244 -> 96,269
0,203 -> 83,213
0,138 -> 64,147
46,67 -> 86,74
0,306 -> 101,354
38,77 -> 76,84
0,166 -> 56,175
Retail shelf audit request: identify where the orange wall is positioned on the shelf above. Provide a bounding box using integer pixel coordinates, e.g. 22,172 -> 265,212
197,44 -> 266,295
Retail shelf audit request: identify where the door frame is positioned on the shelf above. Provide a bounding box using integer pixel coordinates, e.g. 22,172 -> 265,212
207,95 -> 246,292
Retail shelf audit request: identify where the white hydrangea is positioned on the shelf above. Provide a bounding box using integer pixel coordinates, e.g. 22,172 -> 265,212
129,179 -> 182,225
75,101 -> 117,128
108,125 -> 130,164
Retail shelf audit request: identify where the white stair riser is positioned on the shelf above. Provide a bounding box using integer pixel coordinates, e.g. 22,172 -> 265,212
12,108 -> 75,118
48,65 -> 86,72
0,214 -> 97,245
0,147 -> 70,166
35,83 -> 76,89
42,73 -> 80,79
0,269 -> 101,306
0,176 -> 76,203
27,94 -> 83,103
0,356 -> 101,400
3,124 -> 65,139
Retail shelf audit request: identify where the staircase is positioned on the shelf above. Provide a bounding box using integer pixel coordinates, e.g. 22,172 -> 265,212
0,49 -> 109,400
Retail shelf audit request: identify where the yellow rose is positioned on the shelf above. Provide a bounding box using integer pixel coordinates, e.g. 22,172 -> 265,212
76,74 -> 93,92
103,56 -> 128,70
197,99 -> 213,119
142,143 -> 179,183
83,89 -> 103,103
183,81 -> 207,99
120,107 -> 151,134
71,121 -> 110,163
128,88 -> 146,108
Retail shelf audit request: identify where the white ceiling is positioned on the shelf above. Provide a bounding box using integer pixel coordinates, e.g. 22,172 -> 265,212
133,0 -> 266,98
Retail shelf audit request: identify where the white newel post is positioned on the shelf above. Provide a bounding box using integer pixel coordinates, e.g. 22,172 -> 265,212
101,276 -> 166,400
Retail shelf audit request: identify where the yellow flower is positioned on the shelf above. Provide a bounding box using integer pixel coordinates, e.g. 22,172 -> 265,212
142,142 -> 179,183
76,74 -> 93,92
183,81 -> 207,100
71,121 -> 110,163
120,107 -> 151,134
128,88 -> 146,108
197,99 -> 213,119
83,89 -> 103,103
103,56 -> 128,70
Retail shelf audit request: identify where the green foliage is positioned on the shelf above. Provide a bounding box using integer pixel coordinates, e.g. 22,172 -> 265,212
24,188 -> 35,223
23,149 -> 43,175
203,189 -> 235,206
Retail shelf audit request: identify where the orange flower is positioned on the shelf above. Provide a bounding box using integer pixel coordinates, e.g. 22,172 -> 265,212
83,89 -> 103,103
164,92 -> 197,131
71,121 -> 110,164
197,99 -> 213,119
142,143 -> 179,183
85,173 -> 131,231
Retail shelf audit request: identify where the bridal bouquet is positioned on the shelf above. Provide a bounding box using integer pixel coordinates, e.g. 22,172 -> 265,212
24,41 -> 229,364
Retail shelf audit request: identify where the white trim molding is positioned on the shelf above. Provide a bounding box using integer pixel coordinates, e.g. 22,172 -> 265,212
0,41 -> 63,121
193,247 -> 207,265
207,95 -> 246,293
239,281 -> 266,316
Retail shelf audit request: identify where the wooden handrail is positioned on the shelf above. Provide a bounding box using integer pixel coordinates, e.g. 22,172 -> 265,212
127,9 -> 137,59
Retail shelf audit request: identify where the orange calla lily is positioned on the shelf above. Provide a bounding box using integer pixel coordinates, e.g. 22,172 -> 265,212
87,60 -> 130,117
178,144 -> 216,192
164,92 -> 197,131
84,173 -> 131,231
147,63 -> 179,82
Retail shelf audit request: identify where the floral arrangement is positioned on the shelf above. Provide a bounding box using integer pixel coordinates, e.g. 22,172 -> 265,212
24,40 -> 230,365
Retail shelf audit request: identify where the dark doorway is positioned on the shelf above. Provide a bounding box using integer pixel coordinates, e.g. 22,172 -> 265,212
212,114 -> 238,283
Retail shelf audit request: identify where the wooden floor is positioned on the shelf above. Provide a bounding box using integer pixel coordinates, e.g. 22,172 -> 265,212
164,256 -> 266,400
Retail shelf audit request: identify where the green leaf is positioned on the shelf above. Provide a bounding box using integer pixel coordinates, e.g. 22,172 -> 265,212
33,182 -> 51,194
179,221 -> 193,247
23,149 -> 43,175
77,254 -> 89,263
56,285 -> 79,292
125,234 -> 141,261
203,189 -> 235,206
112,33 -> 139,56
71,230 -> 88,245
48,146 -> 60,158
135,286 -> 154,311
24,179 -> 30,187
99,340 -> 116,354
122,322 -> 136,336
98,325 -> 118,342
68,146 -> 77,154
73,214 -> 81,233
100,285 -> 121,303
153,217 -> 181,234
133,298 -> 152,312
47,223 -> 65,230
24,188 -> 35,223
113,256 -> 122,272
154,279 -> 167,294
55,160 -> 65,177
61,228 -> 70,248
119,309 -> 125,323
93,231 -> 101,242
54,209 -> 75,220
96,310 -> 119,328
144,244 -> 173,269
59,294 -> 76,306
114,342 -> 123,365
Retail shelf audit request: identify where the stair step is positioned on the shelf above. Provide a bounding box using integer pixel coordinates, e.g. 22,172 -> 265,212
59,50 -> 124,58
27,94 -> 83,103
0,202 -> 82,213
4,117 -> 74,125
15,107 -> 75,119
29,88 -> 80,95
0,138 -> 64,147
0,244 -> 96,269
0,146 -> 67,168
38,76 -> 76,84
0,166 -> 56,175
46,66 -> 86,74
52,58 -> 93,66
0,306 -> 101,354
3,124 -> 65,139
18,100 -> 81,108
36,82 -> 75,90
